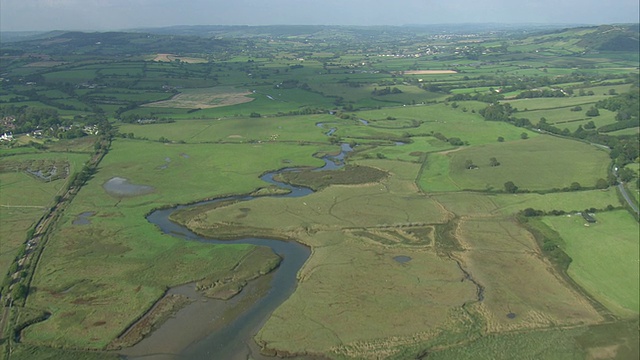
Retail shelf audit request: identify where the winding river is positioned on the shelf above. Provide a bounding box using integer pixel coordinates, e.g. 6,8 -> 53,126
123,145 -> 352,359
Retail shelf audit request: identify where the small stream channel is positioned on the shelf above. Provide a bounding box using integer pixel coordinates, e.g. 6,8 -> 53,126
121,146 -> 352,359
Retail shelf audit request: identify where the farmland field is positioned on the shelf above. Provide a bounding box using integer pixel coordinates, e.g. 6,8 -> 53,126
0,23 -> 638,360
419,136 -> 611,192
540,211 -> 640,316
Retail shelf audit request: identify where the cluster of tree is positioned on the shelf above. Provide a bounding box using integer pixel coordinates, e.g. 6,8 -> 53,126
597,119 -> 638,133
275,79 -> 300,89
521,205 -> 615,218
504,181 -> 518,193
0,105 -> 90,138
463,157 -> 501,170
478,103 -> 513,122
371,87 -> 402,96
585,107 -> 600,117
432,132 -> 465,146
69,164 -> 96,188
0,105 -> 60,133
515,89 -> 566,99
596,87 -> 639,122
118,114 -> 158,123
275,107 -> 328,117
446,92 -> 504,103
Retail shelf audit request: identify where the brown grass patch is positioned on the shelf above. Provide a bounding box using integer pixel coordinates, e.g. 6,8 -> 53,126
143,87 -> 254,109
454,217 -> 603,333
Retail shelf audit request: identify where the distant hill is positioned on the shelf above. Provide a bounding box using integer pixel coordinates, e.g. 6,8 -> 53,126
0,31 -> 52,43
0,31 -> 232,57
1,24 -> 638,59
578,24 -> 640,52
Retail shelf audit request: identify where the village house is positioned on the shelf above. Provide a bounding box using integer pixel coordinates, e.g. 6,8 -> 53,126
0,132 -> 14,142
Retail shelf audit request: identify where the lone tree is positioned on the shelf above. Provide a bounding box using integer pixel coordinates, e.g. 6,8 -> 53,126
520,132 -> 529,139
504,181 -> 518,193
585,107 -> 600,117
489,157 -> 500,167
465,159 -> 477,169
595,178 -> 609,189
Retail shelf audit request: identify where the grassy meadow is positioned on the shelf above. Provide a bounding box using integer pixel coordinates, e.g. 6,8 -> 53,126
540,211 -> 640,316
1,24 -> 638,360
419,136 -> 611,192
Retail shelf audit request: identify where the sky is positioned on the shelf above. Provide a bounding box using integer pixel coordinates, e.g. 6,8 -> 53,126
1,0 -> 639,32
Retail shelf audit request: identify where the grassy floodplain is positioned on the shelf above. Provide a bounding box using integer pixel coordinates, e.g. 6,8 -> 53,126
0,23 -> 638,359
117,114 -> 336,144
20,138 -> 328,349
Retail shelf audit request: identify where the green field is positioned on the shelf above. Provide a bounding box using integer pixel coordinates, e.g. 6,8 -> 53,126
0,23 -> 638,360
0,151 -> 90,284
419,136 -> 611,192
541,211 -> 640,316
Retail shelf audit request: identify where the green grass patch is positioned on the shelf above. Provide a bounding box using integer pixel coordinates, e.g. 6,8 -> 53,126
420,136 -> 610,192
117,114 -> 334,144
0,152 -> 89,282
541,211 -> 639,316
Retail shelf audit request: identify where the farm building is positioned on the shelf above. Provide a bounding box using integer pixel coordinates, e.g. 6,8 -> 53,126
581,212 -> 597,223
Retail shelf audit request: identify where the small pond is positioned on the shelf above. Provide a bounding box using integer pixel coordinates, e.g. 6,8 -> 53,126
393,255 -> 412,263
72,212 -> 95,225
103,177 -> 155,197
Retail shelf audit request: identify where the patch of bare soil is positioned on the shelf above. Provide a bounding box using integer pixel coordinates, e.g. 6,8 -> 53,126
144,90 -> 254,109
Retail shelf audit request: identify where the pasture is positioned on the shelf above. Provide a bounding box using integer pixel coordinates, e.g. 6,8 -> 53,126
419,136 -> 611,192
541,211 -> 640,316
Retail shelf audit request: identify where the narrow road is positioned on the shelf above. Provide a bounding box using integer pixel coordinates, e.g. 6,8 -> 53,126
618,182 -> 639,215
